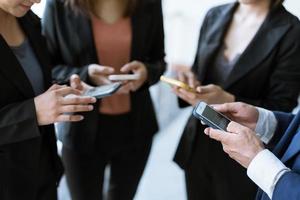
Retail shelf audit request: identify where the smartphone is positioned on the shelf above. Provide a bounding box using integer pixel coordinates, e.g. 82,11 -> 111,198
108,74 -> 140,81
83,82 -> 122,99
160,76 -> 196,93
193,101 -> 231,131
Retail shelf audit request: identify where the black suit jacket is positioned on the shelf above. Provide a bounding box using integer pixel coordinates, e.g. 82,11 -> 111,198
42,0 -> 166,153
175,1 -> 300,170
0,12 -> 63,199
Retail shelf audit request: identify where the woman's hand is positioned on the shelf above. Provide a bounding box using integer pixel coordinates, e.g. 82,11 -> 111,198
118,61 -> 148,93
173,84 -> 235,106
34,84 -> 96,126
70,74 -> 93,93
88,64 -> 115,86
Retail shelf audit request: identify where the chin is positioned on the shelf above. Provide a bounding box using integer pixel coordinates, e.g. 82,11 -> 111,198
12,8 -> 29,17
238,0 -> 258,4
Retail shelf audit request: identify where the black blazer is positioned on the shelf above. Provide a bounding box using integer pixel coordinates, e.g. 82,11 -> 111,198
175,3 -> 300,169
42,0 -> 166,153
0,12 -> 63,199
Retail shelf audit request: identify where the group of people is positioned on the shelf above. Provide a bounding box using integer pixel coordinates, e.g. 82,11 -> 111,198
0,0 -> 299,200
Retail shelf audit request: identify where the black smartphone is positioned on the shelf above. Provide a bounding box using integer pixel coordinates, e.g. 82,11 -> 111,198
83,82 -> 122,99
193,101 -> 231,131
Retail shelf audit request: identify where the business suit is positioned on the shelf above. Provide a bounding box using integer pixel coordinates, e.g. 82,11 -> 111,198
42,0 -> 165,199
174,3 -> 300,200
256,111 -> 300,200
0,12 -> 63,200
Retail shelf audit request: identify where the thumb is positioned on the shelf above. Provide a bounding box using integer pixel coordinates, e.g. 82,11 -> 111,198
70,74 -> 83,90
120,62 -> 138,73
204,127 -> 228,143
196,85 -> 213,94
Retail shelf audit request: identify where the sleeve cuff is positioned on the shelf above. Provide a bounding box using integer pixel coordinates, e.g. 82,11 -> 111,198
247,149 -> 290,199
255,107 -> 278,144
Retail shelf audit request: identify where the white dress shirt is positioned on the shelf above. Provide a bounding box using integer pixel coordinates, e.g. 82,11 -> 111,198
247,107 -> 291,199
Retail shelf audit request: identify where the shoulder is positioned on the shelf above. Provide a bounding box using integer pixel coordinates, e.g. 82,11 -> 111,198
204,3 -> 237,20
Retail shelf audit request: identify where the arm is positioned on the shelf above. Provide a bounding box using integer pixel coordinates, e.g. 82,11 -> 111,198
42,0 -> 90,83
273,171 -> 300,200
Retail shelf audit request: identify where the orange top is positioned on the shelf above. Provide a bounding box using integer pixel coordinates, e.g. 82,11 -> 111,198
91,15 -> 132,114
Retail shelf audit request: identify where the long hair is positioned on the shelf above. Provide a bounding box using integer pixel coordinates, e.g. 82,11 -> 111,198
272,0 -> 285,7
65,0 -> 138,17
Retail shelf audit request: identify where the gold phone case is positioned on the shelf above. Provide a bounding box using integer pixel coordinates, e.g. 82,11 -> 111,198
160,76 -> 196,93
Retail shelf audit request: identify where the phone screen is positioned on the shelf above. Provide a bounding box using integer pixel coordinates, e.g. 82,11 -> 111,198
202,105 -> 230,131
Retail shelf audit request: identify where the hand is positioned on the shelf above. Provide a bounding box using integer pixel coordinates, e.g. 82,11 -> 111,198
204,121 -> 265,168
70,74 -> 93,93
174,65 -> 199,88
88,64 -> 114,86
34,84 -> 96,126
196,84 -> 235,104
212,102 -> 259,130
119,61 -> 148,92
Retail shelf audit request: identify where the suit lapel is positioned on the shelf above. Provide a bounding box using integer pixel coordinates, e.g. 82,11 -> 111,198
0,35 -> 34,98
224,6 -> 291,89
273,112 -> 300,161
198,3 -> 237,82
281,126 -> 300,163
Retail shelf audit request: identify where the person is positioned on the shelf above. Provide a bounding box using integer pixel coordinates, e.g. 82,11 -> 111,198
205,102 -> 300,200
172,0 -> 300,199
0,0 -> 97,199
42,0 -> 165,199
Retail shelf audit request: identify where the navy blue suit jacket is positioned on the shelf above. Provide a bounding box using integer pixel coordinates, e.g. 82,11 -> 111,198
256,111 -> 300,200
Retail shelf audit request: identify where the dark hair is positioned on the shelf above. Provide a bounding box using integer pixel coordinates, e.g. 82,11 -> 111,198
65,0 -> 138,17
272,0 -> 285,7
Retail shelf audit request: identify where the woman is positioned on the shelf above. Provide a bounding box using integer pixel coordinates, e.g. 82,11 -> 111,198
42,0 -> 165,199
0,0 -> 96,199
173,0 -> 300,200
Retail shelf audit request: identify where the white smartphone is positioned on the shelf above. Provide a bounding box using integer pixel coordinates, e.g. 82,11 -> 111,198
108,74 -> 140,81
83,82 -> 122,99
193,101 -> 231,131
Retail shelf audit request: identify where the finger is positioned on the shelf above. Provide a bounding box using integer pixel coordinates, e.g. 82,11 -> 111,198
186,72 -> 196,88
196,85 -> 214,94
62,96 -> 96,105
56,114 -> 84,122
59,105 -> 94,113
120,61 -> 139,73
204,127 -> 229,143
178,88 -> 197,99
212,103 -> 238,114
56,87 -> 82,96
90,65 -> 115,75
227,121 -> 246,134
48,84 -> 67,91
177,72 -> 187,83
70,74 -> 83,90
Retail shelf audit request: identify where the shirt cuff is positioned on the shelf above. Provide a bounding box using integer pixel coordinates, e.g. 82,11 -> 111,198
255,107 -> 278,144
247,149 -> 290,199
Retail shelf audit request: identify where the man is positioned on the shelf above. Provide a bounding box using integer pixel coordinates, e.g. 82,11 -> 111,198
204,102 -> 300,200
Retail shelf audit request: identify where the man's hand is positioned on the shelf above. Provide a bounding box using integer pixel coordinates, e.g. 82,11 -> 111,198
204,121 -> 265,168
212,102 -> 259,130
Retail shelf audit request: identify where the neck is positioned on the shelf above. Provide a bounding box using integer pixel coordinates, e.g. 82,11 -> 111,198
237,0 -> 271,18
95,0 -> 127,23
0,9 -> 16,35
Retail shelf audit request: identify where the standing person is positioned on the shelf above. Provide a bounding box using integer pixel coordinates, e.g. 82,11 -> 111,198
0,0 -> 96,199
42,0 -> 165,199
172,0 -> 300,200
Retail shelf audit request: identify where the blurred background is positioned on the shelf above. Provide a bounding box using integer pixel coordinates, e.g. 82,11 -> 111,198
32,0 -> 300,199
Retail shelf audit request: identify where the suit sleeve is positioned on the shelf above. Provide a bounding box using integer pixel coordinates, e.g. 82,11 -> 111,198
42,0 -> 90,84
273,171 -> 300,200
0,99 -> 40,146
235,25 -> 300,112
143,0 -> 166,86
267,112 -> 296,147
